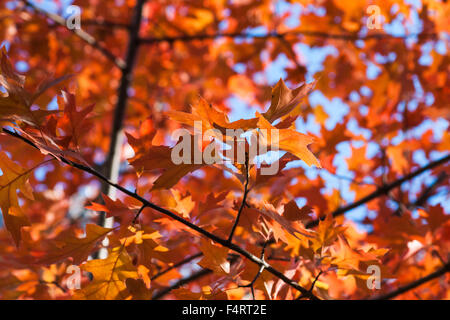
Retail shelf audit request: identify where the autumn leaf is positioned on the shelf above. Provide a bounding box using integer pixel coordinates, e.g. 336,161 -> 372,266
125,278 -> 152,300
165,96 -> 258,136
127,226 -> 170,269
126,131 -> 208,190
257,113 -> 321,168
311,214 -> 347,252
0,50 -> 64,127
250,203 -> 314,241
0,0 -> 449,302
36,224 -> 113,265
86,194 -> 134,225
198,239 -> 230,275
262,78 -> 316,123
73,247 -> 138,300
56,90 -> 94,150
0,152 -> 34,245
282,200 -> 313,222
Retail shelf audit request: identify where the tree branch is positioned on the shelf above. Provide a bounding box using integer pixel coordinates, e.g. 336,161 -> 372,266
95,0 -> 146,257
81,19 -> 130,30
1,127 -> 318,300
370,262 -> 450,300
305,154 -> 450,228
228,153 -> 250,242
150,252 -> 203,281
21,0 -> 126,70
5,127 -> 449,300
139,30 -> 439,45
152,268 -> 212,300
239,241 -> 269,300
392,172 -> 447,216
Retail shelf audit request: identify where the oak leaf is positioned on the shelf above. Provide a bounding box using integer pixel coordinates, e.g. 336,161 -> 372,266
0,152 -> 34,245
36,224 -> 113,265
262,78 -> 316,123
198,239 -> 230,275
257,114 -> 321,168
74,248 -> 138,300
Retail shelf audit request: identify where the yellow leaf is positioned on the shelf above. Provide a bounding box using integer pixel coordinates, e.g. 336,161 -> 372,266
257,114 -> 321,167
74,248 -> 138,300
0,152 -> 33,245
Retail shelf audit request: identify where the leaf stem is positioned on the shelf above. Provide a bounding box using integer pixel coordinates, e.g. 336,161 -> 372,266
227,153 -> 250,243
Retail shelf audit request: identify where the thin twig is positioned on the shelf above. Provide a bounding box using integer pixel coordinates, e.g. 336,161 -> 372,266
391,172 -> 447,216
239,241 -> 269,300
132,204 -> 147,224
150,252 -> 203,281
296,270 -> 323,300
2,127 -> 319,300
21,0 -> 126,69
228,152 -> 250,243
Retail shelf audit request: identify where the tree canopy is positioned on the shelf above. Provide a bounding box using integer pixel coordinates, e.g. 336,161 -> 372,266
0,0 -> 448,300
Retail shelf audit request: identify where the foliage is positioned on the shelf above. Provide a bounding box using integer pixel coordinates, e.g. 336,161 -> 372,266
0,0 -> 448,300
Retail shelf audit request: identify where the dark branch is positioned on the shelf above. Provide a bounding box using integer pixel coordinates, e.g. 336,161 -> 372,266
239,241 -> 269,300
21,0 -> 126,69
132,204 -> 147,224
371,262 -> 450,300
392,172 -> 447,216
228,153 -> 250,242
306,154 -> 450,228
150,252 -> 203,281
296,270 -> 323,300
96,0 -> 146,247
139,31 -> 439,45
1,127 -> 318,300
152,268 -> 212,300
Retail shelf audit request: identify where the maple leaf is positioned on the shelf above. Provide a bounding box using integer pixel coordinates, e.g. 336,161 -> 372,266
0,152 -> 34,245
35,224 -> 113,265
73,248 -> 138,300
262,78 -> 316,123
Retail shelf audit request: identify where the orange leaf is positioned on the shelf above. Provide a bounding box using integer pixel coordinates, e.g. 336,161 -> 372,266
262,78 -> 316,123
0,152 -> 33,245
198,239 -> 230,275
